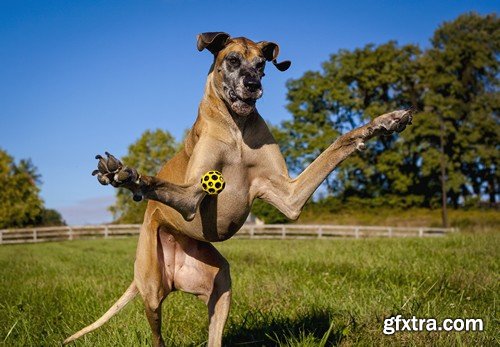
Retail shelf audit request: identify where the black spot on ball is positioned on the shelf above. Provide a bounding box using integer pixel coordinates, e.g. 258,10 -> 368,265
215,182 -> 221,188
209,188 -> 215,193
204,176 -> 209,181
208,182 -> 213,186
222,182 -> 226,189
212,175 -> 218,180
202,183 -> 207,189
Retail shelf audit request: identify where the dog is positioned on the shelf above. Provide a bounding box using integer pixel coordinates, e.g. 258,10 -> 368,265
64,32 -> 412,347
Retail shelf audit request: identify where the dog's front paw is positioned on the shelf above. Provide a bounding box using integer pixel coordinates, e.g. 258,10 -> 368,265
92,152 -> 139,188
371,109 -> 413,136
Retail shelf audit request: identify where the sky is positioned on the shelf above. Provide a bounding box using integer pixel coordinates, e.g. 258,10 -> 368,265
1,0 -> 498,225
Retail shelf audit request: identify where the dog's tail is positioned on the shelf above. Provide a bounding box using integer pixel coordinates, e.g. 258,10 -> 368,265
63,281 -> 138,345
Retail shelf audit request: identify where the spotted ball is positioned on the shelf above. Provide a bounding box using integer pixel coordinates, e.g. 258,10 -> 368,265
200,170 -> 225,195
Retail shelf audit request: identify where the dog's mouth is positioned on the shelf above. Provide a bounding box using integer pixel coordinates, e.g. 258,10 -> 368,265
228,89 -> 257,106
222,83 -> 262,116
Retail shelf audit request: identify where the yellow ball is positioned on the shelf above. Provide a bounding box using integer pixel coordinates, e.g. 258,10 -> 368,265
200,170 -> 225,195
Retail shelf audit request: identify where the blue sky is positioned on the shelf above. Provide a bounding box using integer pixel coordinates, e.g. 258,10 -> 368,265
1,0 -> 498,225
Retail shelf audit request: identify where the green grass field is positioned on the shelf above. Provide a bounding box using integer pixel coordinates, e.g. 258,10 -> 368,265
1,230 -> 498,346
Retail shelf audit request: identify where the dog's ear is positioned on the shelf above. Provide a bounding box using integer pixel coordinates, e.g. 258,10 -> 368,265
197,32 -> 230,55
258,41 -> 291,72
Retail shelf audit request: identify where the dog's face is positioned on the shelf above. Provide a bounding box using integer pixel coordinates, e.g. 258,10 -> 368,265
217,38 -> 266,116
197,32 -> 290,117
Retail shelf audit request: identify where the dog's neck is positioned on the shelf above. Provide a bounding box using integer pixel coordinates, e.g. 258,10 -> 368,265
199,73 -> 257,132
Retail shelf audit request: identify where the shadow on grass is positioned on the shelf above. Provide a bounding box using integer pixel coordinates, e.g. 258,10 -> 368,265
221,308 -> 352,346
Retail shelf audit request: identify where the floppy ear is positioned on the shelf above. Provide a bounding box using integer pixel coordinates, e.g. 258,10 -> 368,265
258,41 -> 291,72
197,32 -> 230,55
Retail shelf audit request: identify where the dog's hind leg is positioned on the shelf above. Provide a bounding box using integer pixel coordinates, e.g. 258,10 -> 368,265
168,234 -> 232,347
206,269 -> 231,347
143,297 -> 165,347
134,216 -> 173,347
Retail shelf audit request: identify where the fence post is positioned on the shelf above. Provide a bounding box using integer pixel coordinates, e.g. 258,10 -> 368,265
281,225 -> 286,239
318,226 -> 323,239
0,230 -> 3,244
68,227 -> 73,240
388,227 -> 393,238
354,227 -> 359,239
250,226 -> 255,238
33,229 -> 37,242
104,226 -> 109,239
419,228 -> 424,237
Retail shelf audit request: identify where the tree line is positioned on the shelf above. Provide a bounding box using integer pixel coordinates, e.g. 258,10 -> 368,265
0,149 -> 65,228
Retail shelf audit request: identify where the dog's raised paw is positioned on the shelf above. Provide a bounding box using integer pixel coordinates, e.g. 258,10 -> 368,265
372,109 -> 413,136
105,151 -> 121,172
92,152 -> 133,187
113,167 -> 139,186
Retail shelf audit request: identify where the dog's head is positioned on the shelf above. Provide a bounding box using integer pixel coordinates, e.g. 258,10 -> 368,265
197,32 -> 291,116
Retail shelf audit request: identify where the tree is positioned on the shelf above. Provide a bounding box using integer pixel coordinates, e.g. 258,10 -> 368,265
36,208 -> 66,226
278,12 -> 499,209
251,199 -> 289,224
109,129 -> 179,223
0,149 -> 45,228
283,41 -> 422,205
421,12 -> 499,206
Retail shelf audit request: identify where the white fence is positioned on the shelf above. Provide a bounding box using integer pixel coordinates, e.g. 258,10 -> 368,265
0,224 -> 457,245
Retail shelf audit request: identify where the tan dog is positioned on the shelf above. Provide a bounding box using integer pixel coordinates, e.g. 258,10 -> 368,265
64,32 -> 412,347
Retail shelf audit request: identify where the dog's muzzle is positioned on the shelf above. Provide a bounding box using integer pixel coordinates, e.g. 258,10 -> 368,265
224,78 -> 262,116
243,76 -> 261,93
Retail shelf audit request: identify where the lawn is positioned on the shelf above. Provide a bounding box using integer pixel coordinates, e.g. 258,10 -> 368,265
0,230 -> 498,346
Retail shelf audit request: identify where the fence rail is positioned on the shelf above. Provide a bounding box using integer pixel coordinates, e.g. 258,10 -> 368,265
0,224 -> 457,245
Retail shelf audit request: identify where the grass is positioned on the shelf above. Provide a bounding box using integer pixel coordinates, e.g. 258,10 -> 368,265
0,229 -> 498,346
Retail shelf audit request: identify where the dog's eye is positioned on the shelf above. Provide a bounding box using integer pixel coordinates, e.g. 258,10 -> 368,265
227,57 -> 240,66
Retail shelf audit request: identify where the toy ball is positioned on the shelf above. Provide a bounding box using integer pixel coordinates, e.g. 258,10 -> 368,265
200,171 -> 225,195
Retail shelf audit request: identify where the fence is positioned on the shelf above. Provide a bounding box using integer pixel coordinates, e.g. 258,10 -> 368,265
0,224 -> 457,245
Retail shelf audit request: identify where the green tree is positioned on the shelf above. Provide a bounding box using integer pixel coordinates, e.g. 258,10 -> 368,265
421,12 -> 499,206
36,208 -> 66,226
109,129 -> 179,223
251,199 -> 289,224
278,12 -> 498,208
0,149 -> 45,228
283,41 -> 422,205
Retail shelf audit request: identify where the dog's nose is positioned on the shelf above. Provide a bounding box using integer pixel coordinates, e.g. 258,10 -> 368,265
243,76 -> 261,92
